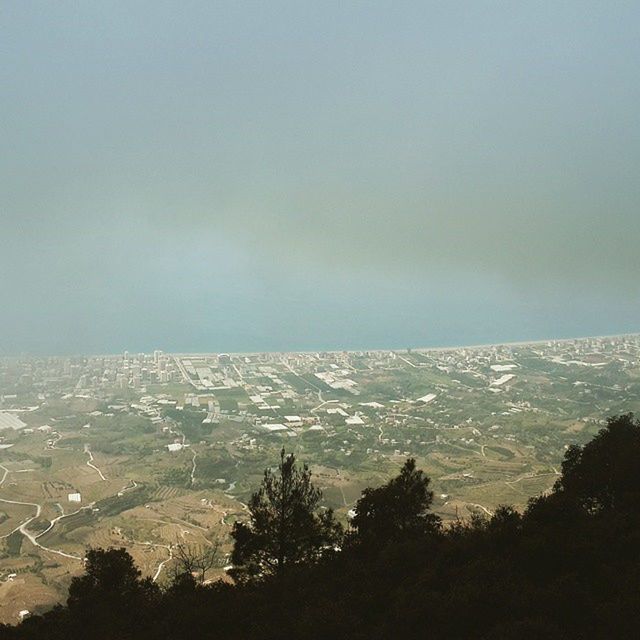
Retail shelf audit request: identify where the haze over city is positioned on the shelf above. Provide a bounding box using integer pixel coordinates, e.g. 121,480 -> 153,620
2,1 -> 639,355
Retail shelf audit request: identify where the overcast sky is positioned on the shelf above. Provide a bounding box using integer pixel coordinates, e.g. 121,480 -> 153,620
1,1 -> 639,355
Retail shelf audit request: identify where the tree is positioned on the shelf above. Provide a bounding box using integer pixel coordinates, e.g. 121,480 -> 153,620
67,547 -> 159,634
553,413 -> 640,514
171,539 -> 221,585
230,448 -> 342,581
350,458 -> 440,546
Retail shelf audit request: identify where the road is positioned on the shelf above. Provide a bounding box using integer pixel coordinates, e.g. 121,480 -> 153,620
0,463 -> 82,561
470,503 -> 494,517
1,455 -> 181,579
205,499 -> 240,528
37,502 -> 92,538
152,545 -> 173,582
119,479 -> 138,495
137,541 -> 173,582
310,398 -> 338,415
173,356 -> 197,388
397,354 -> 418,368
190,450 -> 198,485
504,471 -> 560,488
84,445 -> 107,481
124,534 -> 174,582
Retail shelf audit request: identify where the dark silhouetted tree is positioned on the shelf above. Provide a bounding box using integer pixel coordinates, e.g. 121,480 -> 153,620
230,448 -> 342,581
66,547 -> 159,636
553,413 -> 640,513
171,539 -> 221,585
488,504 -> 522,532
350,458 -> 440,546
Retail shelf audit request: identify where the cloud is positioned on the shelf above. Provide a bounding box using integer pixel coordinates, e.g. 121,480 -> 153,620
1,1 -> 639,353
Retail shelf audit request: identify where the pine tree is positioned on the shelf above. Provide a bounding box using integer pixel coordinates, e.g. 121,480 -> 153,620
230,448 -> 342,581
350,458 -> 441,546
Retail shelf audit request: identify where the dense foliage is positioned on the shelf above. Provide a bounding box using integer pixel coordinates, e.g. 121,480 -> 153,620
2,414 -> 640,640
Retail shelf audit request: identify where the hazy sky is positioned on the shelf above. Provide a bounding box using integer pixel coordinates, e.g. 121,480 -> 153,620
2,1 -> 639,355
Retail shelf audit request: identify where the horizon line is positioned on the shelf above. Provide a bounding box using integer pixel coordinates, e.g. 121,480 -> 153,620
2,331 -> 638,360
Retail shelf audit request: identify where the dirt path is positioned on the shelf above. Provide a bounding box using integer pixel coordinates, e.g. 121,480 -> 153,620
190,450 -> 197,485
84,445 -> 107,481
469,503 -> 494,517
0,463 -> 83,561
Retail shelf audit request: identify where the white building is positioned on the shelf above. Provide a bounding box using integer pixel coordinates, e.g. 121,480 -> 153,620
263,424 -> 288,432
0,412 -> 27,431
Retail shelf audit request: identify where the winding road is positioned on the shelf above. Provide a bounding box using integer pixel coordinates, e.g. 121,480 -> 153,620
0,463 -> 83,561
84,445 -> 107,481
190,450 -> 198,485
